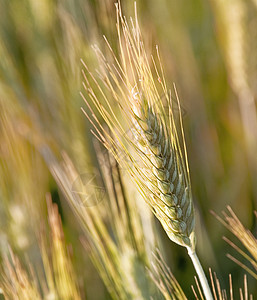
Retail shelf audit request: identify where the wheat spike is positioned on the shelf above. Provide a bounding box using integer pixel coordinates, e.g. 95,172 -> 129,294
81,2 -> 214,299
81,1 -> 195,249
133,99 -> 195,248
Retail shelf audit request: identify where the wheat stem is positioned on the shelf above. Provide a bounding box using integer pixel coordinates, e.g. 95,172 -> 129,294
187,247 -> 214,300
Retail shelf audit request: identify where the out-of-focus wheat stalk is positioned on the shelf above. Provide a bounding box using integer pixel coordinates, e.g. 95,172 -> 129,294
0,195 -> 81,300
0,100 -> 48,252
150,250 -> 188,300
44,194 -> 82,300
212,206 -> 257,280
193,271 -> 253,300
211,0 -> 257,170
40,144 -> 162,299
0,248 -> 42,300
81,2 -> 213,299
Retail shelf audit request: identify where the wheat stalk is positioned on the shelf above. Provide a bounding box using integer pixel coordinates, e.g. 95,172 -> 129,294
81,2 -> 213,299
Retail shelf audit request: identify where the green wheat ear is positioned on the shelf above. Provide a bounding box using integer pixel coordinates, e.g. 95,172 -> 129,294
132,95 -> 195,249
81,1 -> 213,299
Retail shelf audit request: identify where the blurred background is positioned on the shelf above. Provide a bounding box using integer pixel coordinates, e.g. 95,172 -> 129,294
0,0 -> 256,298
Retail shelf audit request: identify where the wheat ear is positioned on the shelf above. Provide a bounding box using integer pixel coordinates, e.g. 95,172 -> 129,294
132,92 -> 213,300
132,98 -> 195,248
81,2 -> 213,299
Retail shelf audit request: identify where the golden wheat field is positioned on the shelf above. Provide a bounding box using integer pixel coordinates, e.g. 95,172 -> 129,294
0,0 -> 257,299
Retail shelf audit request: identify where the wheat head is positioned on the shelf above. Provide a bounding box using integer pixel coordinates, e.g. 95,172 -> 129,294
132,96 -> 195,248
81,1 -> 195,250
